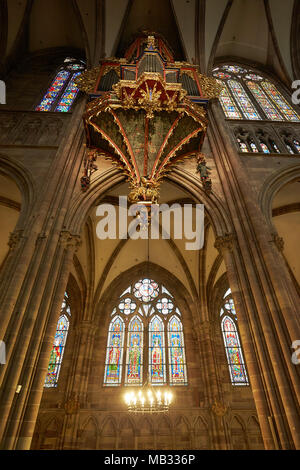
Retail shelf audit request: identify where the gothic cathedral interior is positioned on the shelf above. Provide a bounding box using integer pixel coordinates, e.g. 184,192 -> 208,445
0,0 -> 299,451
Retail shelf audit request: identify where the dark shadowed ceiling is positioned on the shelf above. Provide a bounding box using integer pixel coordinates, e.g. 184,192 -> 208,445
0,0 -> 299,84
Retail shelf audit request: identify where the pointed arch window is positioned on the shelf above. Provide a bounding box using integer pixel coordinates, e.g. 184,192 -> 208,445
104,316 -> 125,386
35,57 -> 85,112
125,315 -> 143,386
168,316 -> 187,385
44,292 -> 71,388
213,65 -> 300,122
149,315 -> 166,385
103,278 -> 187,387
220,289 -> 249,386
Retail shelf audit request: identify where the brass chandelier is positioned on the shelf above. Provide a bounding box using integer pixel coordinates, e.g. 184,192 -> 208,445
124,387 -> 173,414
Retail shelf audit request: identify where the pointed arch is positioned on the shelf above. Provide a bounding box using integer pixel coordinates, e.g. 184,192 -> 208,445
79,416 -> 99,450
104,315 -> 125,386
221,314 -> 248,386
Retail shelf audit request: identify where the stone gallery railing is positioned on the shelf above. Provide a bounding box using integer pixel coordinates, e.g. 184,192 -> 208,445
0,110 -> 71,147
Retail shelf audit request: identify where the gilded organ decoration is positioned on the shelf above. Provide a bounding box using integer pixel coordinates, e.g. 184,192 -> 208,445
78,34 -> 221,199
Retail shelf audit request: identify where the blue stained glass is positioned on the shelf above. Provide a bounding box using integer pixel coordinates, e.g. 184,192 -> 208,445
36,70 -> 70,111
246,81 -> 283,121
55,72 -> 81,112
218,84 -> 242,119
228,80 -> 261,120
261,81 -> 300,122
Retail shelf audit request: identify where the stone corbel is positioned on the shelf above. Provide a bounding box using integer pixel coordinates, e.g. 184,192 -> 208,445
8,229 -> 25,251
59,231 -> 82,253
214,233 -> 237,255
270,232 -> 284,252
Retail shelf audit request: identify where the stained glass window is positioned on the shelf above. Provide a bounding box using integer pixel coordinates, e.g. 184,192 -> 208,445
246,81 -> 283,121
55,72 -> 82,112
156,297 -> 174,315
227,80 -> 261,120
104,278 -> 187,387
248,139 -> 259,153
269,140 -> 280,153
133,278 -> 159,302
261,81 -> 300,122
237,138 -> 248,153
149,316 -> 166,385
220,290 -> 248,386
44,292 -> 70,388
104,316 -> 125,385
293,139 -> 300,153
259,140 -> 270,154
168,316 -> 187,385
36,70 -> 70,111
36,58 -> 85,113
213,65 -> 300,123
218,84 -> 243,119
286,143 -> 295,154
119,298 -> 136,315
125,316 -> 143,385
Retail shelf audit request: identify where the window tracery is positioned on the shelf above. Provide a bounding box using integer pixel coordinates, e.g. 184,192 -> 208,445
36,58 -> 85,112
104,278 -> 188,387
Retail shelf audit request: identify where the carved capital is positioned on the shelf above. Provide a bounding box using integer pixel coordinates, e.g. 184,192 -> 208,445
8,230 -> 25,251
214,233 -> 236,254
59,231 -> 82,252
270,233 -> 284,252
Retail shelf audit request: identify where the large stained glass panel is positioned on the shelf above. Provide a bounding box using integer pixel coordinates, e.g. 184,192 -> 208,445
125,316 -> 143,385
227,80 -> 261,120
104,316 -> 124,385
221,316 -> 248,385
149,316 -> 166,384
168,316 -> 187,385
246,81 -> 283,121
218,84 -> 243,119
261,81 -> 300,122
55,71 -> 81,112
44,314 -> 69,387
36,70 -> 70,111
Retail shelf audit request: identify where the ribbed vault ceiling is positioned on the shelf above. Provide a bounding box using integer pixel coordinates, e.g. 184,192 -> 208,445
1,0 -> 298,83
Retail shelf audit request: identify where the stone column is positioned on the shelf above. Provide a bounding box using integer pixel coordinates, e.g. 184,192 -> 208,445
0,98 -> 87,448
209,103 -> 300,449
59,320 -> 98,449
214,233 -> 276,449
1,232 -> 81,449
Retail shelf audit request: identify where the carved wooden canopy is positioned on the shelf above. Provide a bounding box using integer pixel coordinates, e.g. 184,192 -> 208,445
77,34 -> 222,201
